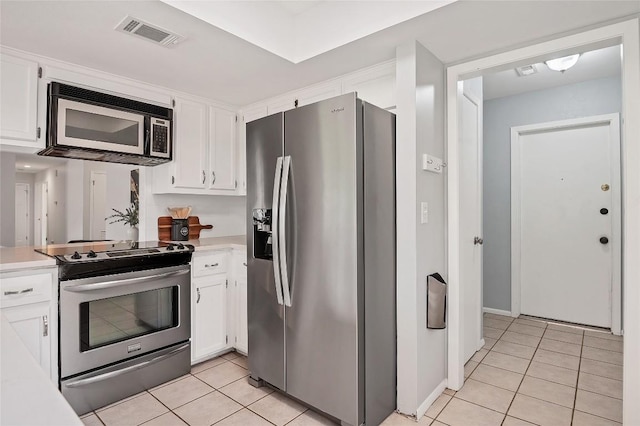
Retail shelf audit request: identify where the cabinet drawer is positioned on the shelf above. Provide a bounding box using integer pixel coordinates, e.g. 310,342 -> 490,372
192,251 -> 228,277
1,272 -> 53,308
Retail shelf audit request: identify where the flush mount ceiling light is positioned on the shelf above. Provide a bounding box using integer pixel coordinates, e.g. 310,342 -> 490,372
545,54 -> 581,72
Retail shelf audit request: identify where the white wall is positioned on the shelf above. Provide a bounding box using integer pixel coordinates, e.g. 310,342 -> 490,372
0,152 -> 16,247
66,160 -> 84,241
396,40 -> 447,417
15,172 -> 35,245
35,165 -> 66,245
483,76 -> 622,311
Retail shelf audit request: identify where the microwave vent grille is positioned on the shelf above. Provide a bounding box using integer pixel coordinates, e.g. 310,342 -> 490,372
115,15 -> 184,47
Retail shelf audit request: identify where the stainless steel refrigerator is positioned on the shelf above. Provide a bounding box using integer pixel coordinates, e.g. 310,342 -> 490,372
246,93 -> 396,426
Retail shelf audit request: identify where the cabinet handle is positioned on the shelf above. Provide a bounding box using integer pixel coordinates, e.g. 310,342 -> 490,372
243,262 -> 247,267
202,170 -> 206,184
171,176 -> 175,185
204,263 -> 219,268
197,288 -> 201,304
43,315 -> 48,337
212,171 -> 216,185
3,288 -> 33,296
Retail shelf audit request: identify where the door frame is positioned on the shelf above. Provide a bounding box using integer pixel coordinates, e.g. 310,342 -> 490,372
510,114 -> 622,334
445,19 -> 640,424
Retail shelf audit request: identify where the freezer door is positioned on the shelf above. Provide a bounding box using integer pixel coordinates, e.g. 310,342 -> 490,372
246,113 -> 285,390
283,93 -> 364,425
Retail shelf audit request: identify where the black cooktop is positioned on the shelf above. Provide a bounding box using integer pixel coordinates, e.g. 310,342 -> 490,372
35,241 -> 194,280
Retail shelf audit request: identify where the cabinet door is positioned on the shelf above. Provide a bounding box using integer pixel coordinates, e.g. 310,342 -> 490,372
3,302 -> 51,376
174,98 -> 207,188
193,275 -> 227,360
341,62 -> 396,110
209,108 -> 236,190
0,54 -> 38,142
235,273 -> 248,354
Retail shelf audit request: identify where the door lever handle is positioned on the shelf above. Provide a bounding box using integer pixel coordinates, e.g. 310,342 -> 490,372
600,236 -> 609,245
474,236 -> 483,245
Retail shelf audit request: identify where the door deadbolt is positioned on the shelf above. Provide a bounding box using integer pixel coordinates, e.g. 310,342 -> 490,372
600,236 -> 609,245
600,208 -> 609,215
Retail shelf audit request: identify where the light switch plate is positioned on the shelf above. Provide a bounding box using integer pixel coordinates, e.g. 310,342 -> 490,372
421,202 -> 429,224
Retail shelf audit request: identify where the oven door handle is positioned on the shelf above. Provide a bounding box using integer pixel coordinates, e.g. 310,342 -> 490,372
63,269 -> 190,293
64,343 -> 190,388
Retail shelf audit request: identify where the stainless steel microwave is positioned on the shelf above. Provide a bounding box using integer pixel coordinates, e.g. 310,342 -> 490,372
40,82 -> 173,166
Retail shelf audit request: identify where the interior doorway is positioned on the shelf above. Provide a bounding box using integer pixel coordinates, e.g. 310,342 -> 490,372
89,171 -> 107,240
446,19 -> 640,424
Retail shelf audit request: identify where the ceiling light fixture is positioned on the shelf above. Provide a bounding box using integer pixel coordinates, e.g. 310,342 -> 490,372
545,54 -> 581,72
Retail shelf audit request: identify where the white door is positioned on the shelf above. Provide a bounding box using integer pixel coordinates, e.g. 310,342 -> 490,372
459,78 -> 483,363
512,114 -> 621,329
15,183 -> 30,246
89,171 -> 107,240
40,182 -> 48,244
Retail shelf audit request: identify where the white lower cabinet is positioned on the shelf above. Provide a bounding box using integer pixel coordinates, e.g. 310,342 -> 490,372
2,302 -> 51,377
193,274 -> 228,361
233,250 -> 248,354
0,267 -> 57,382
190,249 -> 248,363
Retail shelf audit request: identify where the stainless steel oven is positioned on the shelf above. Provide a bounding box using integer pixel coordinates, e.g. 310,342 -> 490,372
49,243 -> 193,415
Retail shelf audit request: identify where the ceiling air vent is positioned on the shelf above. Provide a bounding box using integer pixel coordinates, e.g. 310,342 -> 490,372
515,65 -> 538,77
115,15 -> 184,47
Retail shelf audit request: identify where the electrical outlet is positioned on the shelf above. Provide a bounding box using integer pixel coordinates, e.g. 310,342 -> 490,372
421,202 -> 429,224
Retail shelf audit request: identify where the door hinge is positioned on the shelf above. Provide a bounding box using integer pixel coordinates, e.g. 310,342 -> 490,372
235,180 -> 237,189
171,175 -> 175,185
226,335 -> 228,344
225,279 -> 228,288
172,99 -> 175,107
235,336 -> 237,343
235,115 -> 238,123
37,127 -> 41,138
294,99 -> 299,108
38,67 -> 42,78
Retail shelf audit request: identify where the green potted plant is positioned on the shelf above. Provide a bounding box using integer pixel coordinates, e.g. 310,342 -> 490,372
106,202 -> 139,241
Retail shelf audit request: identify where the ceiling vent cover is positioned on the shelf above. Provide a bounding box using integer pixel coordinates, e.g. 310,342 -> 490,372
116,15 -> 184,47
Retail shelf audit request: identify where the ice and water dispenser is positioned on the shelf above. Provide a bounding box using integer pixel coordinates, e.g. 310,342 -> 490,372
252,208 -> 273,259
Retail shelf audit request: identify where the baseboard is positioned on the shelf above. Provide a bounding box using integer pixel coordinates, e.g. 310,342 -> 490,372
416,379 -> 447,420
483,307 -> 514,317
478,338 -> 486,352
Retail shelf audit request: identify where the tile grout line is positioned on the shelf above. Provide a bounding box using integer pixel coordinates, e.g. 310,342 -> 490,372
570,330 -> 585,426
499,318 -> 548,425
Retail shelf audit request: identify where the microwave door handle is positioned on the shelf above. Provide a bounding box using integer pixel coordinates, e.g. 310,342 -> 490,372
63,269 -> 189,293
271,157 -> 284,306
64,343 -> 190,388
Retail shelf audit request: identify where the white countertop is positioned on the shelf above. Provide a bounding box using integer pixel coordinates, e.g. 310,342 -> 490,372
1,315 -> 82,426
0,246 -> 56,272
0,236 -> 246,272
179,235 -> 247,251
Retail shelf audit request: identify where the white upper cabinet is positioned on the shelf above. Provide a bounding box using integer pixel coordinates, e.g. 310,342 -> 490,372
237,105 -> 268,195
209,107 -> 236,191
173,98 -> 208,189
342,61 -> 396,110
0,54 -> 39,144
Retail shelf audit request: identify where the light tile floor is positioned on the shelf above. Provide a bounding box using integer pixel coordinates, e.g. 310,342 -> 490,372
81,314 -> 623,426
411,313 -> 624,426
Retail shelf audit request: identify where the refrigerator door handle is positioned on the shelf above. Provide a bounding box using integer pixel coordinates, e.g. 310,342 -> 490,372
271,157 -> 285,305
280,155 -> 292,307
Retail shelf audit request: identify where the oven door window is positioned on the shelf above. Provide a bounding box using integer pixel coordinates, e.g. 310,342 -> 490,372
79,286 -> 179,351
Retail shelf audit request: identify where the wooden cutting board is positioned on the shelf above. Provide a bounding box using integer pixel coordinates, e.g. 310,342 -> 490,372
157,216 -> 213,241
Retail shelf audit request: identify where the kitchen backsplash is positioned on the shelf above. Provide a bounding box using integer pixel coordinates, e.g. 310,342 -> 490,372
142,194 -> 246,241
